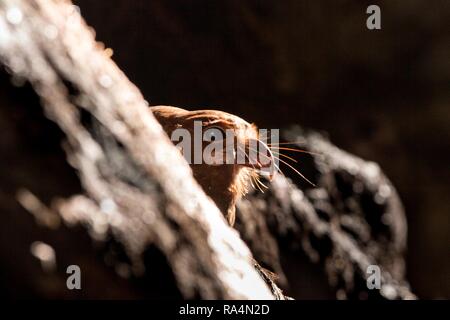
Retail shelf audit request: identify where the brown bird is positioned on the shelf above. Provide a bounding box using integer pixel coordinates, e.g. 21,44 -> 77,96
150,106 -> 276,226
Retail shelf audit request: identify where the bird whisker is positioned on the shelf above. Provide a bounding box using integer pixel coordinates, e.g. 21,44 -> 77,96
276,157 -> 316,187
269,146 -> 321,156
237,145 -> 265,193
250,144 -> 315,186
246,145 -> 288,184
270,150 -> 298,163
255,175 -> 269,190
266,141 -> 304,145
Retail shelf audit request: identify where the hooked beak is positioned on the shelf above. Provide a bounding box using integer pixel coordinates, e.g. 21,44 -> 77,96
241,138 -> 277,180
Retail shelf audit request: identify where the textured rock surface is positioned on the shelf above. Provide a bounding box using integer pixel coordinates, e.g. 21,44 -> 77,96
0,0 -> 446,299
236,128 -> 415,299
0,0 -> 277,300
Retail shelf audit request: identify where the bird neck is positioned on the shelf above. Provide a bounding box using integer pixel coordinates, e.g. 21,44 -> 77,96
191,164 -> 240,223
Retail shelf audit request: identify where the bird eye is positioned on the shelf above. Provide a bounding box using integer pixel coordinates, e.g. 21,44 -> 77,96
204,126 -> 225,141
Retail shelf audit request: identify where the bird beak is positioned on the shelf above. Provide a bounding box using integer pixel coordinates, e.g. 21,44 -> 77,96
242,138 -> 277,180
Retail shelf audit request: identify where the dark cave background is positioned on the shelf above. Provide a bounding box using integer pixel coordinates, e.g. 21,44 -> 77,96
0,0 -> 448,299
73,0 -> 449,298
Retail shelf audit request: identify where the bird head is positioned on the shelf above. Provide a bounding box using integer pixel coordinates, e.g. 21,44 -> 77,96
150,106 -> 277,225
